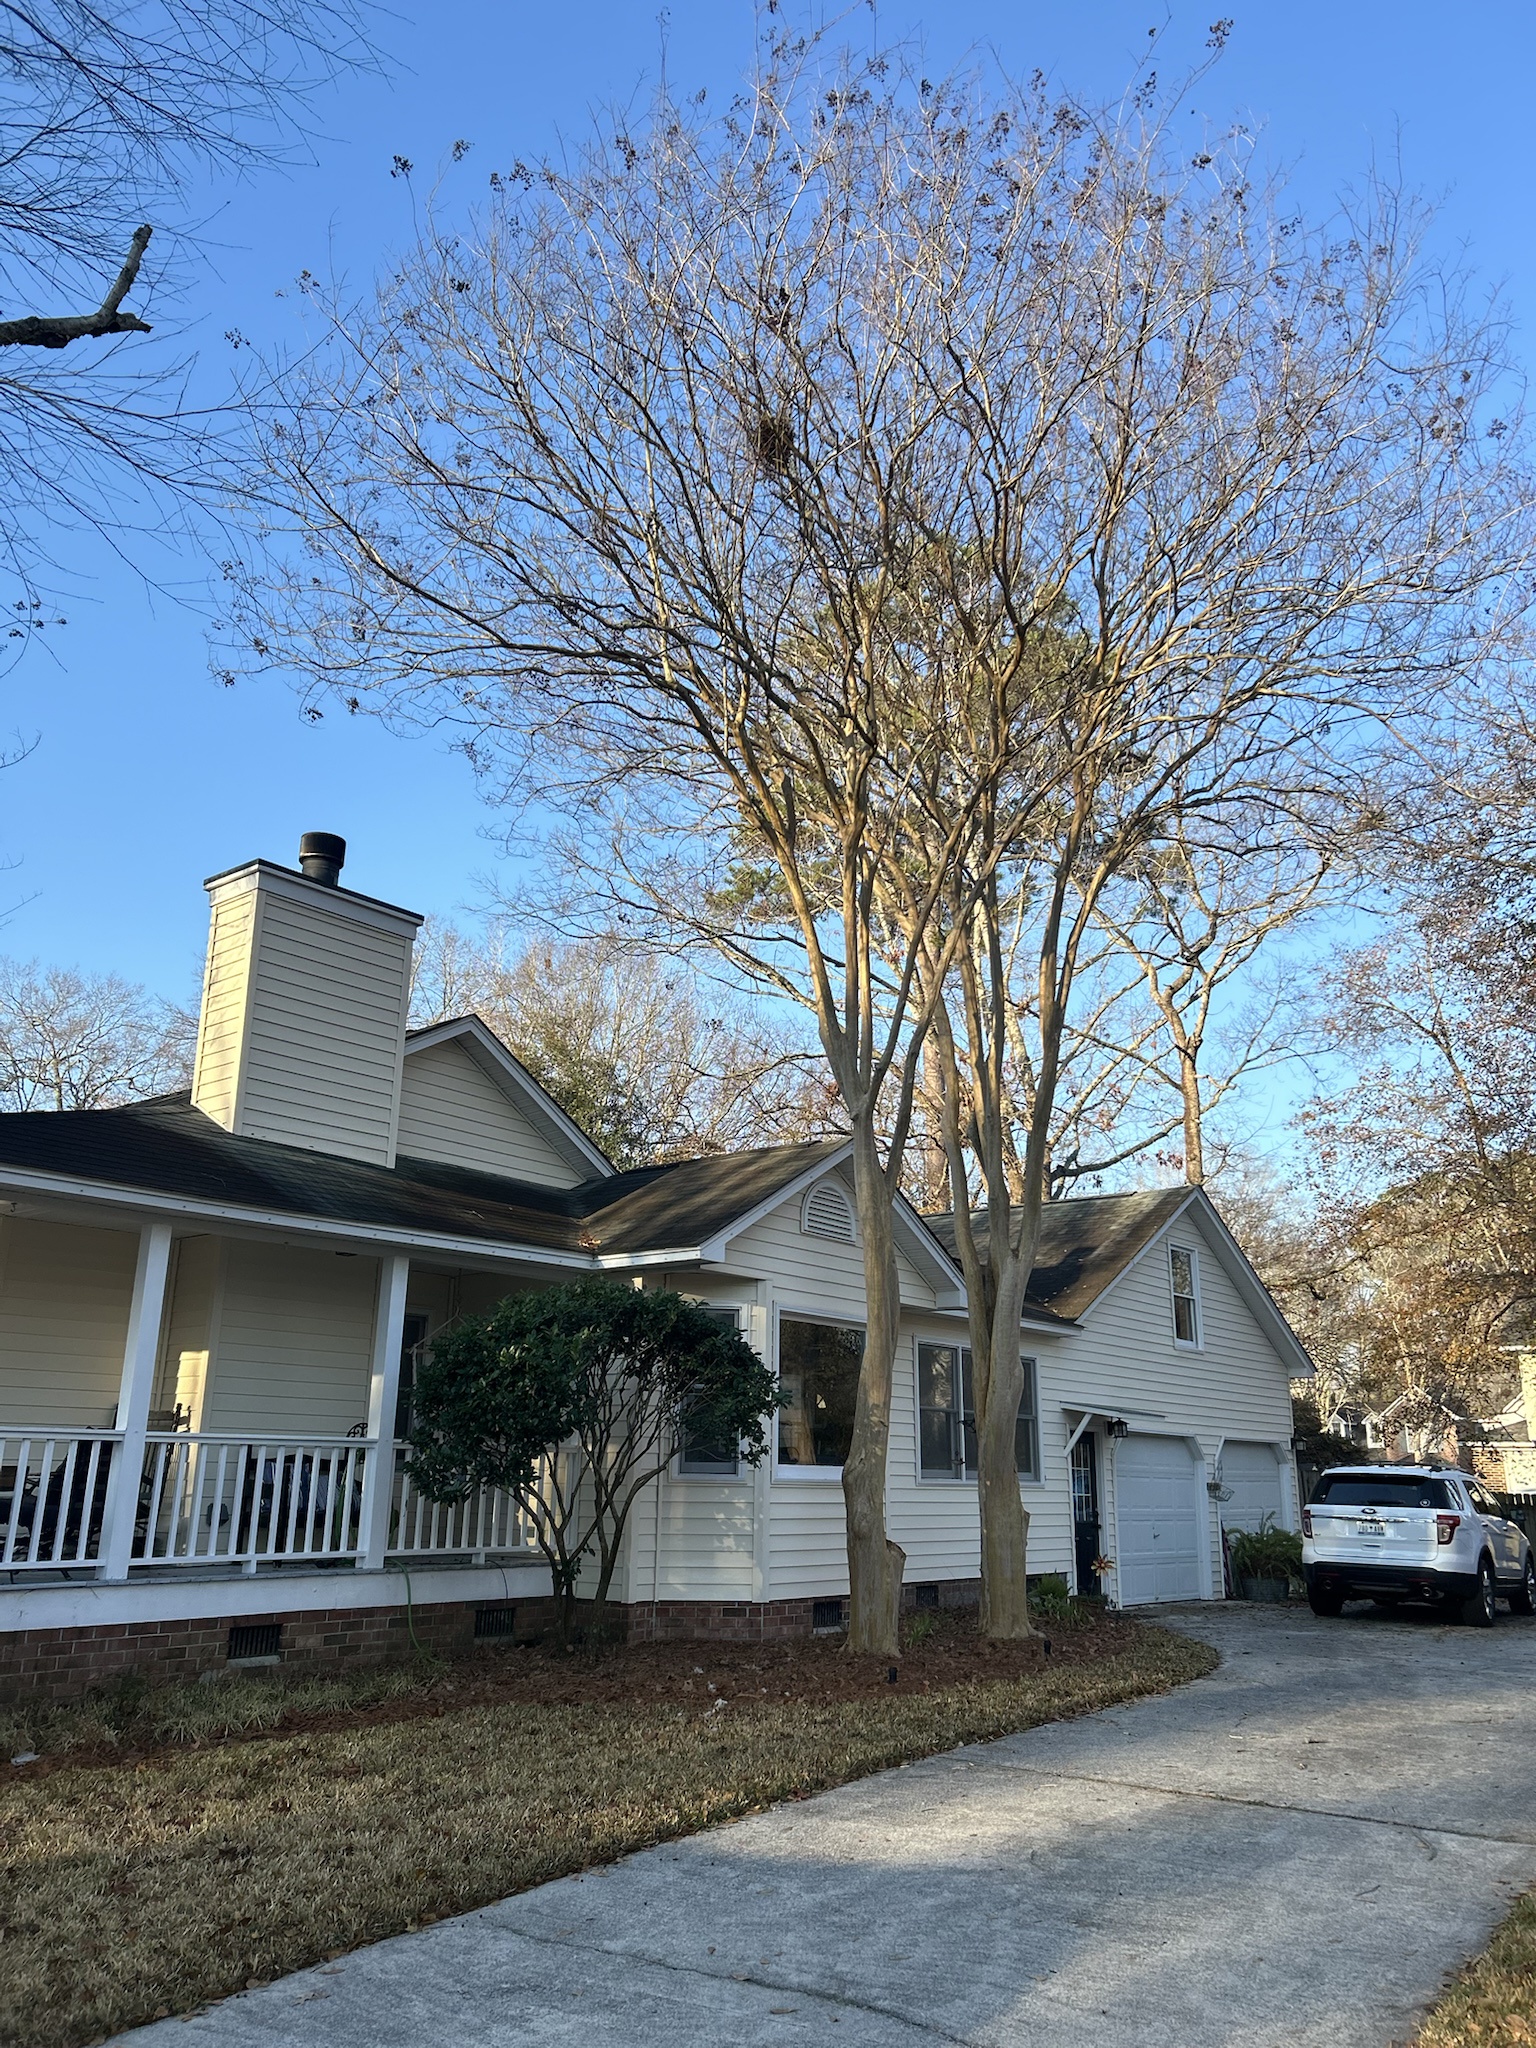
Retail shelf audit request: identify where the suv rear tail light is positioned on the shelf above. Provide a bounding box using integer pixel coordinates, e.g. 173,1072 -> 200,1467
1436,1514 -> 1461,1545
1301,1508 -> 1313,1538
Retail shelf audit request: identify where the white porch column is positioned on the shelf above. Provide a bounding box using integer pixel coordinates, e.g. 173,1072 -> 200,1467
99,1221 -> 174,1582
360,1254 -> 411,1571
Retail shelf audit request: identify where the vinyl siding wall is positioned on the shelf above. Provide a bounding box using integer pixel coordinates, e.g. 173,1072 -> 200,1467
152,1234 -> 220,1427
723,1197 -> 963,1604
620,1280 -> 763,1607
0,1218 -> 138,1428
199,1243 -> 378,1436
396,1040 -> 582,1186
1058,1206 -> 1299,1601
190,891 -> 256,1130
235,895 -> 412,1165
638,1197 -> 1298,1608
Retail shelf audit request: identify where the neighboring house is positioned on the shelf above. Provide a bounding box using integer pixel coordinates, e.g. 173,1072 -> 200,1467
1464,1358 -> 1536,1495
0,839 -> 1310,1700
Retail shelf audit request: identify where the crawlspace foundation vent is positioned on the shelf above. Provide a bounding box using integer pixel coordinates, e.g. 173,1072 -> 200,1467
227,1622 -> 282,1662
812,1598 -> 846,1633
474,1606 -> 517,1640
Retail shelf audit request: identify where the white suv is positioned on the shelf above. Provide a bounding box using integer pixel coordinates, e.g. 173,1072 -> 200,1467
1302,1466 -> 1535,1626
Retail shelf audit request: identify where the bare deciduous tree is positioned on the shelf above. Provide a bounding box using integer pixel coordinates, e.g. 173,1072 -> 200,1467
1088,819 -> 1341,1187
226,37 -> 1528,1643
409,918 -> 837,1168
0,0 -> 380,594
0,956 -> 193,1108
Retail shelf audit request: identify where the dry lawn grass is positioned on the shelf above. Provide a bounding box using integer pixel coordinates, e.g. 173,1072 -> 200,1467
1419,1892 -> 1536,2048
0,1623 -> 1213,2047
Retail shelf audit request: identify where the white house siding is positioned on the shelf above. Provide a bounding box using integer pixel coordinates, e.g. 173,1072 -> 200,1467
235,894 -> 412,1166
0,1218 -> 138,1428
199,1242 -> 378,1436
152,1234 -> 221,1427
397,1040 -> 582,1187
723,1196 -> 970,1604
1064,1204 -> 1297,1605
190,890 -> 256,1130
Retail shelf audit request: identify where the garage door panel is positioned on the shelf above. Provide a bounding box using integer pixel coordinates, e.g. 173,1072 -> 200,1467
1221,1441 -> 1286,1536
1116,1435 -> 1203,1605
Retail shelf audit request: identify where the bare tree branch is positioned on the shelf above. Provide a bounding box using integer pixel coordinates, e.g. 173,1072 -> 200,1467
0,221 -> 151,346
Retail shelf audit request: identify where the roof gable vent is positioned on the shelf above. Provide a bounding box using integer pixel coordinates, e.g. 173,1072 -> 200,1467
802,1179 -> 855,1243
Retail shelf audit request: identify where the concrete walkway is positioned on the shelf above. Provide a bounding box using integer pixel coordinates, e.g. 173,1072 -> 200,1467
115,1603 -> 1536,2048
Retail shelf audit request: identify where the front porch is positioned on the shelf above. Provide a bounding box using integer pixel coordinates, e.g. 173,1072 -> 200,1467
0,1423 -> 536,1580
0,1211 -> 548,1596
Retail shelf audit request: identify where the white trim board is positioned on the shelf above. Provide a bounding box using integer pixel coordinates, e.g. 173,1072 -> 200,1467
0,1561 -> 554,1635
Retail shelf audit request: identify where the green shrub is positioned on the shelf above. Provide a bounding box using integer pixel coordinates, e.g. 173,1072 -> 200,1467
1227,1517 -> 1303,1586
1030,1573 -> 1076,1622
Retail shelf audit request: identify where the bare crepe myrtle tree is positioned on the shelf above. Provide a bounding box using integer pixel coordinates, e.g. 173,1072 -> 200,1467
1084,818 -> 1344,1187
227,36 -> 1529,1642
856,140 -> 1530,1630
0,0 -> 380,593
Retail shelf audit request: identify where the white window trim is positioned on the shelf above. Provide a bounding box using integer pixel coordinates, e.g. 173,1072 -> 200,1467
912,1337 -> 1044,1487
672,1303 -> 750,1481
1169,1242 -> 1203,1350
771,1302 -> 866,1481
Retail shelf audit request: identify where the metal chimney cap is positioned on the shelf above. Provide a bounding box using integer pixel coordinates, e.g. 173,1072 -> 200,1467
298,832 -> 346,887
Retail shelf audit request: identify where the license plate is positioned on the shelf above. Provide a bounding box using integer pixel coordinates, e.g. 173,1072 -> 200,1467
1355,1519 -> 1387,1537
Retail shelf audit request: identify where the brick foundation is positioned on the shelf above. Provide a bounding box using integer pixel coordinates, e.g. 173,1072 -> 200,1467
0,1577 -> 983,1704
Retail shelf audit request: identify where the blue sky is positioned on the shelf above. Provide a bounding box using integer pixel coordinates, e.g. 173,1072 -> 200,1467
4,0 -> 1534,1012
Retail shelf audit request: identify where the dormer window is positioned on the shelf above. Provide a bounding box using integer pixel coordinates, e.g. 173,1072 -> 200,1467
1170,1245 -> 1201,1346
802,1179 -> 855,1243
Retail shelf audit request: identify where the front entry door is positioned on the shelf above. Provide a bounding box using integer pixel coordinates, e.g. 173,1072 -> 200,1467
1071,1433 -> 1101,1595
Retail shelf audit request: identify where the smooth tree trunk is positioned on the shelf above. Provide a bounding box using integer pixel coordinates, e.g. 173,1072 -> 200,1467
973,1247 -> 1037,1639
843,1116 -> 907,1656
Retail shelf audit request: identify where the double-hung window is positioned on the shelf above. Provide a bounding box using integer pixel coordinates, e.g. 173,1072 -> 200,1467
917,1343 -> 1040,1481
1169,1245 -> 1201,1346
678,1307 -> 745,1474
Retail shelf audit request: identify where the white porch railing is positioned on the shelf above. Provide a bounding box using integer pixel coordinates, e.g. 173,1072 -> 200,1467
387,1449 -> 536,1558
137,1433 -> 370,1569
0,1430 -> 121,1569
1,1428 -> 539,1577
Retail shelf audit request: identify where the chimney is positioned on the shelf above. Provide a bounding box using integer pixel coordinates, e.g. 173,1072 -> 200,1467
191,836 -> 423,1165
298,831 -> 346,887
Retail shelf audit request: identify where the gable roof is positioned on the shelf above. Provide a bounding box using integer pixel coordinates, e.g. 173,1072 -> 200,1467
925,1189 -> 1188,1318
0,1091 -> 850,1266
403,1015 -> 615,1179
925,1186 -> 1313,1375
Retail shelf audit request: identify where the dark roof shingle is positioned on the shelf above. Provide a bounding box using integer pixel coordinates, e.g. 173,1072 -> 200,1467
0,1092 -> 848,1260
924,1188 -> 1191,1318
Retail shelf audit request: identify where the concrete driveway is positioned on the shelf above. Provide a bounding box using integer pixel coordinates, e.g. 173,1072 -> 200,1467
115,1603 -> 1536,2048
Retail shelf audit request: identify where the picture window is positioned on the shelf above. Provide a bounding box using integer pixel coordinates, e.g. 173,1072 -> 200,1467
777,1317 -> 865,1467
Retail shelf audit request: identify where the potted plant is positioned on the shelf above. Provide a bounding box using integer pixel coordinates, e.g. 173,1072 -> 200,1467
1226,1517 -> 1303,1602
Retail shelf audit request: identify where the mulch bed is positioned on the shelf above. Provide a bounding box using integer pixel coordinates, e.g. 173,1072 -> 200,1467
12,1605 -> 1139,1777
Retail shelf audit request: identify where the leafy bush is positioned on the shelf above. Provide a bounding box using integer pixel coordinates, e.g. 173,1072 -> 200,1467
1227,1517 -> 1303,1586
1029,1573 -> 1077,1622
408,1280 -> 780,1638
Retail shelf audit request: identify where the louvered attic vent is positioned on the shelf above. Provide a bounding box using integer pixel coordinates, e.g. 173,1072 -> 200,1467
802,1179 -> 855,1243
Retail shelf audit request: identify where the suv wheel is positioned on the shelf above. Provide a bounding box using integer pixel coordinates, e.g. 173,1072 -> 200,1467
1308,1585 -> 1345,1617
1510,1556 -> 1536,1617
1461,1556 -> 1498,1629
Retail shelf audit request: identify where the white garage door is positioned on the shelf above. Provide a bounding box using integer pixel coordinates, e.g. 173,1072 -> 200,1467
1116,1434 -> 1204,1605
1221,1441 -> 1286,1535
